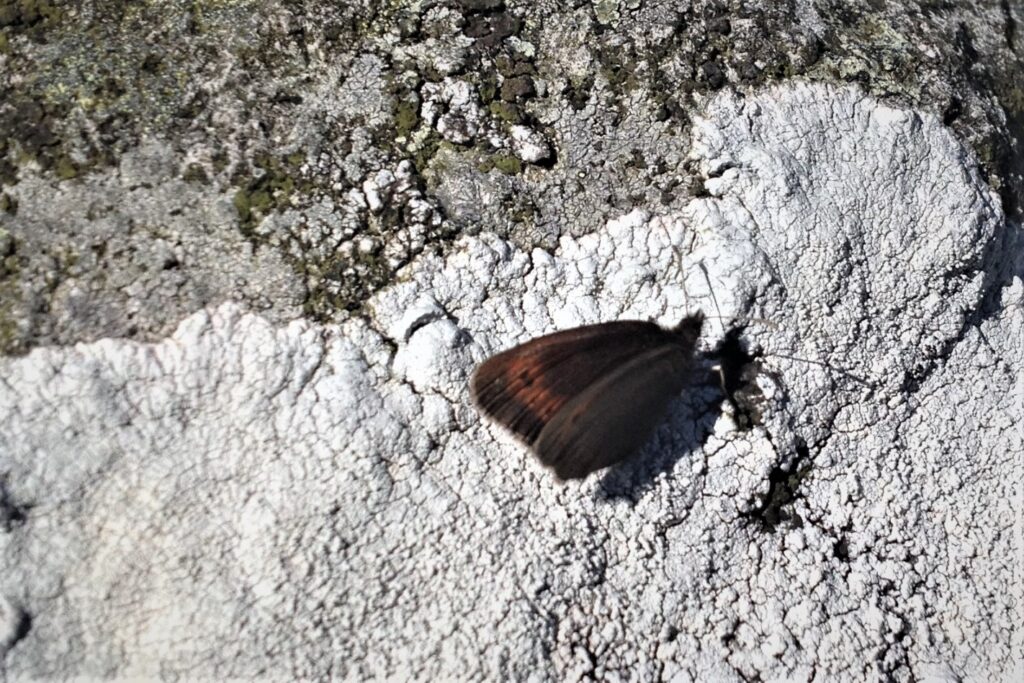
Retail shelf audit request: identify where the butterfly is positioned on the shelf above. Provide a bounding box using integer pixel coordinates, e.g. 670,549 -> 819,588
470,312 -> 706,480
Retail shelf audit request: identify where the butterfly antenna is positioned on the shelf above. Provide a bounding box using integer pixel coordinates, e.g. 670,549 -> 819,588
763,352 -> 876,388
696,261 -> 724,323
695,261 -> 780,331
671,232 -> 692,312
677,237 -> 873,390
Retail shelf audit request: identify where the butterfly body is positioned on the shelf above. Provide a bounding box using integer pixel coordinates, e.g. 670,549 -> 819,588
471,313 -> 705,480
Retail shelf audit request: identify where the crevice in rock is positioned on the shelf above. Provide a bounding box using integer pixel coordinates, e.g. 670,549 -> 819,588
1002,0 -> 1018,51
741,438 -> 812,533
2,607 -> 32,657
0,476 -> 32,532
832,533 -> 851,563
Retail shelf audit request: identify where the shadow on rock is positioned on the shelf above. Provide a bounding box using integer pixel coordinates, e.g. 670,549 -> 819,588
595,379 -> 723,502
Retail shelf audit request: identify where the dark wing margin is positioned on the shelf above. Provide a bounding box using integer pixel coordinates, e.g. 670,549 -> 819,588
470,321 -> 669,445
533,344 -> 696,480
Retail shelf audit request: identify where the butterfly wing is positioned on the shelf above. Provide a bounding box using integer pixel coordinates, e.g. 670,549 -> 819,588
471,321 -> 672,446
533,344 -> 696,480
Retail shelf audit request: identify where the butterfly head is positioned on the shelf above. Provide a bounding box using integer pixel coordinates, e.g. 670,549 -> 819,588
671,311 -> 704,348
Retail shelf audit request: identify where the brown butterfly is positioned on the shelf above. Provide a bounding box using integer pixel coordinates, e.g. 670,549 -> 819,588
470,312 -> 705,480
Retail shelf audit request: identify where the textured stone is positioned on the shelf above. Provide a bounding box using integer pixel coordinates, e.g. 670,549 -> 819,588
2,83 -> 1020,680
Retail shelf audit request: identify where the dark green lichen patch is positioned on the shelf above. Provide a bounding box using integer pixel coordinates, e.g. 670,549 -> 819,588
296,212 -> 456,322
0,0 -> 373,185
0,95 -> 78,182
227,141 -> 457,319
0,229 -> 25,354
181,163 -> 209,184
380,74 -> 433,165
597,43 -> 642,93
486,152 -> 522,176
0,192 -> 16,215
454,2 -> 547,147
392,99 -> 421,140
565,74 -> 595,111
0,0 -> 65,37
409,134 -> 445,176
232,153 -> 311,237
301,250 -> 393,319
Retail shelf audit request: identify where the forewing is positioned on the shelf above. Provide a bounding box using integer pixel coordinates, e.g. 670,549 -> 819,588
533,345 -> 696,480
471,321 -> 670,445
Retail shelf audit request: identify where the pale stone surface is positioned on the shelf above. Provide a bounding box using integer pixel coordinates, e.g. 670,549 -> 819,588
1,83 -> 1020,680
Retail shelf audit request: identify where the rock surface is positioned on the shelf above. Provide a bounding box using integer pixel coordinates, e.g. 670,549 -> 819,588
3,0 -> 1024,354
2,81 -> 1021,680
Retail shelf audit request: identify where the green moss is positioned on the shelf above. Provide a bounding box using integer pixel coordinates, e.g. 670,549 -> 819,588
393,99 -> 420,138
53,154 -> 79,180
491,153 -> 522,175
494,53 -> 516,78
0,301 -> 18,354
232,151 -> 310,235
0,229 -> 21,355
1000,87 -> 1024,117
0,0 -> 65,33
233,188 -> 252,222
598,47 -> 640,92
477,148 -> 526,176
211,150 -> 229,174
488,100 -> 521,124
510,201 -> 536,227
410,134 -> 442,174
974,138 -> 997,166
250,188 -> 273,211
478,75 -> 497,104
301,249 -> 392,319
182,163 -> 208,183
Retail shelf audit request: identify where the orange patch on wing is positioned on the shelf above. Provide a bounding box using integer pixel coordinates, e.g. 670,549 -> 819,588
504,356 -> 569,424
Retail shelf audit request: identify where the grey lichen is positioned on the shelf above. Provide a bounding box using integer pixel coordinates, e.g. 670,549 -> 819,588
0,0 -> 1021,358
0,228 -> 22,354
